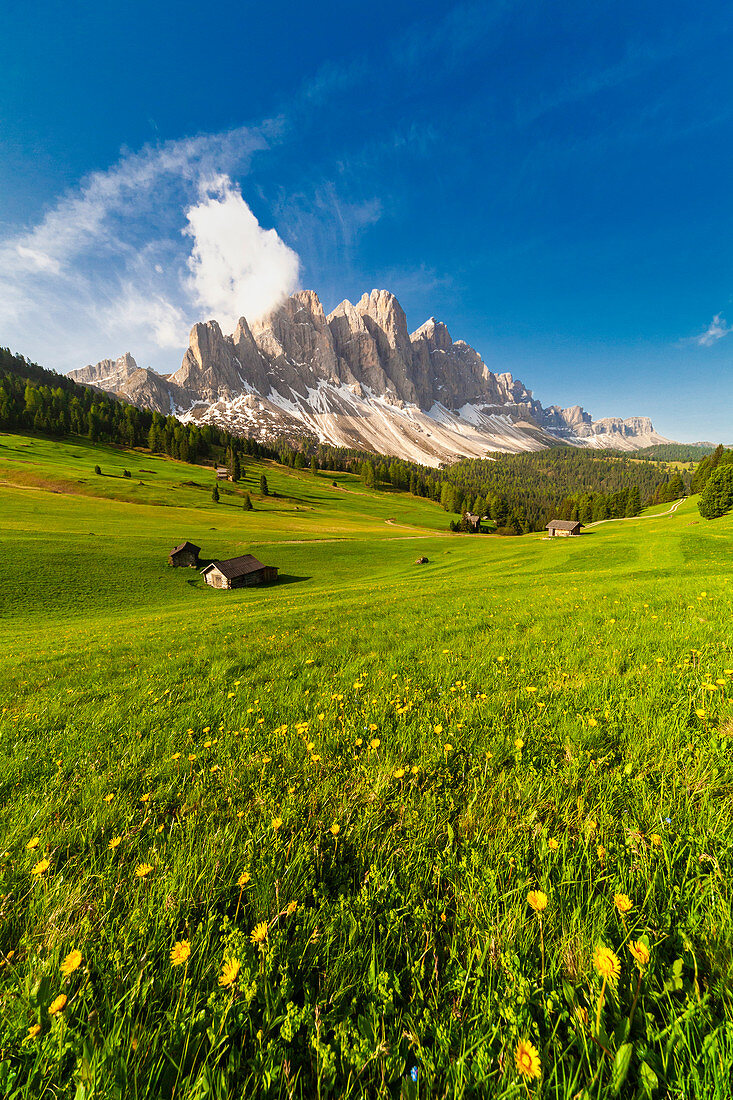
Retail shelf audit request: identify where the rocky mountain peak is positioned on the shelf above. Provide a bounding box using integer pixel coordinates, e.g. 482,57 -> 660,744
69,352 -> 139,389
76,287 -> 670,464
356,289 -> 410,348
410,317 -> 453,351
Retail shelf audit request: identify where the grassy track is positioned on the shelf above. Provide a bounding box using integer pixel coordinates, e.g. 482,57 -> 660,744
1,432 -> 732,1098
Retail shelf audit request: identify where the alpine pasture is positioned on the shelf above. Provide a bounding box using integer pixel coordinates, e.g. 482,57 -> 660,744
1,433 -> 732,1098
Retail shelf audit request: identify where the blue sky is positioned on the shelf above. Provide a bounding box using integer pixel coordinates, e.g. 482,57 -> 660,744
1,0 -> 731,440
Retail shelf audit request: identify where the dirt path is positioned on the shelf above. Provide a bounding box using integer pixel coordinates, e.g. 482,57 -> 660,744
584,496 -> 686,528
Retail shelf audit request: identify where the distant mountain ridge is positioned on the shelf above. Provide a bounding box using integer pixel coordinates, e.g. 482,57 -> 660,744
69,289 -> 670,465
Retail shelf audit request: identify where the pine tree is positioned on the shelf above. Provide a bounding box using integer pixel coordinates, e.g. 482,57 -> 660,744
311,457 -> 318,476
491,495 -> 509,527
698,465 -> 733,519
243,493 -> 253,510
363,461 -> 377,489
625,486 -> 641,516
260,474 -> 269,496
212,484 -> 220,503
232,452 -> 241,482
668,472 -> 684,500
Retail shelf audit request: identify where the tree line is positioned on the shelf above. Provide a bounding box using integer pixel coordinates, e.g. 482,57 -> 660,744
693,445 -> 733,519
0,347 -> 691,533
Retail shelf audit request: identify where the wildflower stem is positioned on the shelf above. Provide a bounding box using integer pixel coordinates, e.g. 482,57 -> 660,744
173,958 -> 189,1023
595,978 -> 607,1037
628,969 -> 643,1027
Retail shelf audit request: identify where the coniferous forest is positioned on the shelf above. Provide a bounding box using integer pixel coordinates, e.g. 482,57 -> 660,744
0,346 -> 695,533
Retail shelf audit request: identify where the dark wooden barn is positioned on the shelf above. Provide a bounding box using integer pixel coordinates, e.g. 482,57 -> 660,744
546,520 -> 582,538
169,541 -> 201,567
201,554 -> 278,589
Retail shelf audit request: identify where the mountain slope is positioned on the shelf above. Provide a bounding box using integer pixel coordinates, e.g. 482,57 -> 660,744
70,290 -> 670,465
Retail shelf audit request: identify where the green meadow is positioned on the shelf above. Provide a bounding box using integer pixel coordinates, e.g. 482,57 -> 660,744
1,432 -> 732,1098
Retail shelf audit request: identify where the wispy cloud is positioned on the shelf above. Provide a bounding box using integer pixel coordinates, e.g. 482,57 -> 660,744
695,313 -> 732,347
0,124 -> 291,373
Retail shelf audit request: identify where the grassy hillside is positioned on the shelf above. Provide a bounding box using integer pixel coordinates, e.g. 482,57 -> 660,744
1,432 -> 732,1098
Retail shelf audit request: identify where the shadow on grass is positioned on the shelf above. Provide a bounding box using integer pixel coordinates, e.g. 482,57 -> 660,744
185,571 -> 310,588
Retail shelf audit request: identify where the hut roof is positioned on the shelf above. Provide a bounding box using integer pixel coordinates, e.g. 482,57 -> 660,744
546,520 -> 581,531
202,554 -> 268,580
170,541 -> 201,555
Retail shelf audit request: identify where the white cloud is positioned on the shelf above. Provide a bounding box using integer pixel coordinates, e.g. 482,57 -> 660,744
184,176 -> 300,332
0,124 -> 295,374
696,313 -> 732,347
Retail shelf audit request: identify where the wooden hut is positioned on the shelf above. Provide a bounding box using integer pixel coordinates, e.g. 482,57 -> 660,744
464,512 -> 490,533
546,520 -> 582,538
216,465 -> 229,480
169,541 -> 201,567
201,554 -> 278,589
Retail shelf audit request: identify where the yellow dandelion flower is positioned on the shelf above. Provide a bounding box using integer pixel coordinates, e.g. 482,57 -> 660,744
649,833 -> 662,847
60,949 -> 82,977
250,922 -> 268,946
629,941 -> 650,970
355,738 -> 363,747
271,817 -> 283,831
26,836 -> 40,850
394,768 -> 406,779
613,893 -> 633,914
135,863 -> 153,878
370,738 -> 380,749
140,794 -> 150,803
32,858 -> 50,876
171,753 -> 181,761
548,838 -> 559,851
48,994 -> 67,1016
237,872 -> 251,887
411,765 -> 419,775
188,754 -> 197,761
434,725 -> 443,735
170,940 -> 191,967
287,900 -> 297,915
593,944 -> 620,984
104,793 -> 114,803
27,1023 -> 41,1039
527,890 -> 548,913
218,956 -> 241,987
330,823 -> 340,836
514,1038 -> 541,1080
108,836 -> 122,850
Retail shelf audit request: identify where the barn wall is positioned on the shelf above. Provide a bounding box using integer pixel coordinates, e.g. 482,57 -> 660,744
231,570 -> 267,588
204,571 -> 229,589
170,551 -> 198,567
